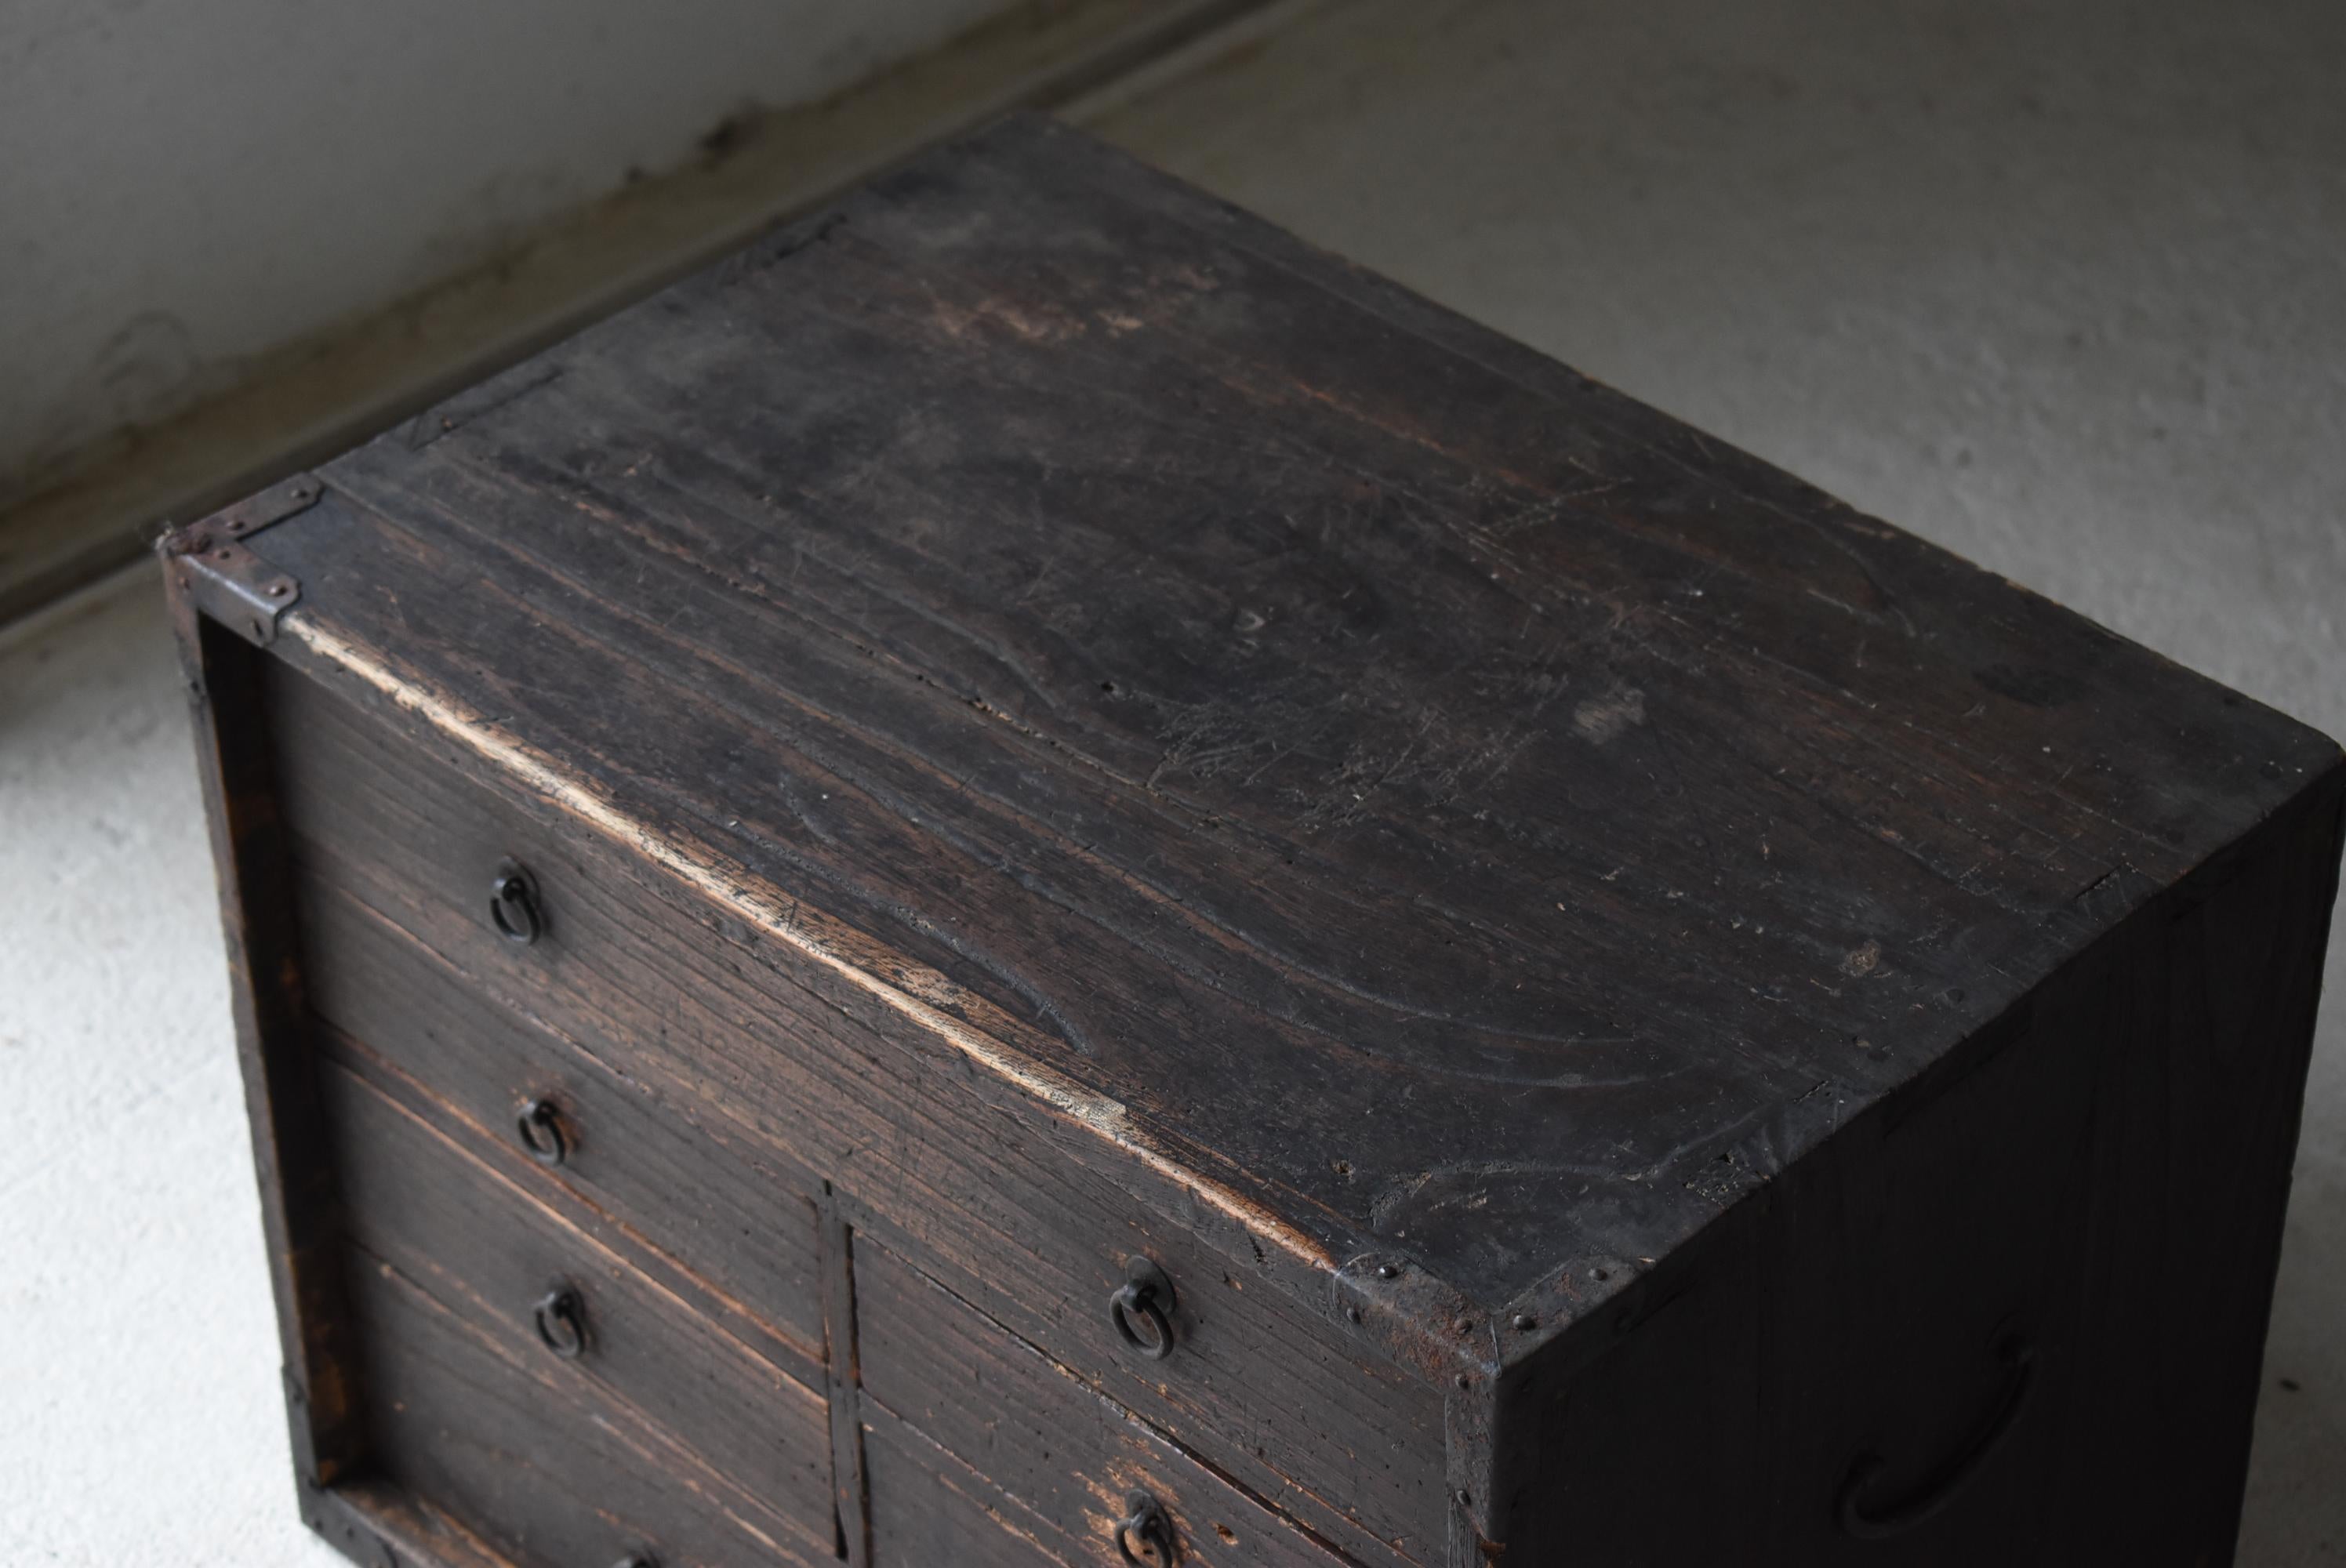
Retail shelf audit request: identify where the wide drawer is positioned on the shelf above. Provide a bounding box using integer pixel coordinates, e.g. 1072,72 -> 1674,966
317,1055 -> 839,1562
267,620 -> 1447,1567
856,1236 -> 1346,1568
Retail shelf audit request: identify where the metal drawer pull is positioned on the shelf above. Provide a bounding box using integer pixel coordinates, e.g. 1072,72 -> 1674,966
1837,1328 -> 2035,1539
1114,1490 -> 1177,1565
515,1097 -> 568,1166
489,858 -> 543,945
1109,1256 -> 1178,1361
609,1554 -> 657,1568
533,1283 -> 587,1359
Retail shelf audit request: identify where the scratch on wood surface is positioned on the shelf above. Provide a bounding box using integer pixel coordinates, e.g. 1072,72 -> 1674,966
286,616 -> 1332,1272
1571,686 -> 1646,745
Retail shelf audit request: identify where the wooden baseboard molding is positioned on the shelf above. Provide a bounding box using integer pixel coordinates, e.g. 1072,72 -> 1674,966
0,0 -> 1276,631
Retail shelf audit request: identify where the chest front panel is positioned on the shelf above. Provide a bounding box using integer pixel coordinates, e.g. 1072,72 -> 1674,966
254,646 -> 1447,1568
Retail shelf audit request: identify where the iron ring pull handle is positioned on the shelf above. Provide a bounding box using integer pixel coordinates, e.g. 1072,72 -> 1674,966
516,1097 -> 568,1167
1837,1330 -> 2035,1540
490,858 -> 543,946
1109,1257 -> 1178,1361
1114,1490 -> 1178,1565
534,1283 -> 587,1359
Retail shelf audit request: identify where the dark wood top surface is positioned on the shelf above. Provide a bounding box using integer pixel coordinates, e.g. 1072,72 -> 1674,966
256,115 -> 2341,1317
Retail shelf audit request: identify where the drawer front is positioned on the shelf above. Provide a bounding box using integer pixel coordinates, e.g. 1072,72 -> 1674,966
267,648 -> 1447,1565
856,1236 -> 1346,1568
863,1404 -> 1077,1568
318,1057 -> 839,1559
349,1241 -> 823,1568
294,851 -> 827,1370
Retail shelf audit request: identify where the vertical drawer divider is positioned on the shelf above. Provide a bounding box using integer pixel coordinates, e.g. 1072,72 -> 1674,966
820,1181 -> 872,1567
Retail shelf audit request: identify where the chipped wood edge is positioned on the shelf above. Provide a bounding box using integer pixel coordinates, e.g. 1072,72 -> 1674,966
283,615 -> 1335,1276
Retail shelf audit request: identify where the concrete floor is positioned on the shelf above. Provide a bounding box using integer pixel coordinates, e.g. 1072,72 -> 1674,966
6,0 -> 2342,1559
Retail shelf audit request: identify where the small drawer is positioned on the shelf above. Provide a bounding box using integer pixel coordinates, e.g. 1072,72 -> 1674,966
348,1237 -> 821,1567
317,1057 -> 838,1558
267,657 -> 1445,1566
829,1094 -> 1443,1568
862,1406 -> 1077,1568
855,1236 -> 1346,1568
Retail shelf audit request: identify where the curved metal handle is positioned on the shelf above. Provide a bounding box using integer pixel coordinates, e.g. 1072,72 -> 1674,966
533,1283 -> 587,1359
516,1097 -> 568,1167
489,858 -> 543,946
1114,1490 -> 1177,1565
1838,1330 -> 2034,1540
609,1554 -> 657,1568
1109,1257 -> 1177,1361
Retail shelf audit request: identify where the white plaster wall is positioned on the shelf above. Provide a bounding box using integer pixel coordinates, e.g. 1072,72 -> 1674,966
0,0 -> 1004,509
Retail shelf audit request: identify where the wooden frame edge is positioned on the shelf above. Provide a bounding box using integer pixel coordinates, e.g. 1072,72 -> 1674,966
166,574 -> 370,1530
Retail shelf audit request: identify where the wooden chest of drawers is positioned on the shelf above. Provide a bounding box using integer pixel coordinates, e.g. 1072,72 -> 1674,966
168,117 -> 2343,1567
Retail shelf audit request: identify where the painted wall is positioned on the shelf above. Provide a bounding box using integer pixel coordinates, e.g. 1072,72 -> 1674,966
0,0 -> 1004,510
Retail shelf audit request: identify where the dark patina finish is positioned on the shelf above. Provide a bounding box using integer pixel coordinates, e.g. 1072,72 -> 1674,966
168,116 -> 2343,1566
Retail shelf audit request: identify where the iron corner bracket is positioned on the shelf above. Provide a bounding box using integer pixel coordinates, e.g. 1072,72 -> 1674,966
158,472 -> 325,647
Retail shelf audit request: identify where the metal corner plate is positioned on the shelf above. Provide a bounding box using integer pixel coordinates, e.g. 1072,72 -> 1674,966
160,474 -> 324,646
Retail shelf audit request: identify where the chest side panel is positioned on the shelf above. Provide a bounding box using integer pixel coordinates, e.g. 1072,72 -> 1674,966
1496,775 -> 2345,1563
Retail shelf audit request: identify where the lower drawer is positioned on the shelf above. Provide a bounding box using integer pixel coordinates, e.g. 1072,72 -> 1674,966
349,1248 -> 822,1567
318,1057 -> 838,1563
855,1236 -> 1346,1568
862,1407 -> 1090,1568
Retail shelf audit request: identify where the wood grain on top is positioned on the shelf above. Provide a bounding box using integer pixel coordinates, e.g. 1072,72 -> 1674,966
252,114 -> 2341,1318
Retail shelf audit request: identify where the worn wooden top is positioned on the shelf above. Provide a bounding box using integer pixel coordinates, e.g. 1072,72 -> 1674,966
247,116 -> 2340,1328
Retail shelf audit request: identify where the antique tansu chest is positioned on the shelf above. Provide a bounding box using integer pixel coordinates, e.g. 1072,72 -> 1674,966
169,117 -> 2341,1567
